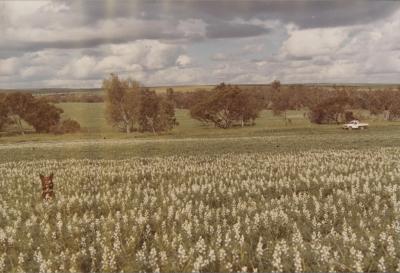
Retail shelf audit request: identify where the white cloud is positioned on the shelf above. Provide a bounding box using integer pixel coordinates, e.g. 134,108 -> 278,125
0,38 -> 188,88
211,53 -> 229,61
235,18 -> 282,30
364,53 -> 400,74
2,1 -> 49,22
272,8 -> 400,83
242,43 -> 264,54
0,58 -> 19,76
177,19 -> 207,39
281,26 -> 351,59
108,40 -> 181,70
1,2 -> 400,87
59,56 -> 97,79
20,65 -> 53,79
52,40 -> 182,83
148,66 -> 206,85
230,73 -> 272,84
176,55 -> 192,67
95,56 -> 129,73
40,2 -> 70,13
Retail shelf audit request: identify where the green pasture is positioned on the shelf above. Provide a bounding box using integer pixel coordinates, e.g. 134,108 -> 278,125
0,102 -> 399,162
2,102 -> 397,142
37,102 -> 400,137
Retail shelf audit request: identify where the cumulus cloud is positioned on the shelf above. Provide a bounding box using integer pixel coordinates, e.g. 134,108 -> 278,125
0,58 -> 19,76
147,66 -> 207,86
0,39 -> 183,88
269,8 -> 400,83
177,19 -> 207,40
281,27 -> 351,59
211,53 -> 229,62
1,17 -> 183,53
59,56 -> 97,79
40,1 -> 70,13
108,40 -> 182,70
56,40 -> 183,80
1,0 -> 400,88
176,55 -> 192,68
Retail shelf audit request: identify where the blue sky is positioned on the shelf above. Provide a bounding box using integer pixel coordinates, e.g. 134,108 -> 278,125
0,0 -> 400,88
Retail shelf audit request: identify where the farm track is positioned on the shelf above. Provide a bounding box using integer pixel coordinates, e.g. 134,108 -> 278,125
0,132 -> 399,150
0,135 -> 289,150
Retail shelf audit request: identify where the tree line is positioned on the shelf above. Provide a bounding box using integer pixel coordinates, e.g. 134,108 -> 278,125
41,81 -> 400,125
105,76 -> 400,132
170,81 -> 400,125
268,82 -> 400,123
0,93 -> 80,135
2,75 -> 400,136
44,93 -> 103,103
103,76 -> 261,132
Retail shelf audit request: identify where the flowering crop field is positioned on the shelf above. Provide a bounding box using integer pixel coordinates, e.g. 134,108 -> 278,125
1,147 -> 400,272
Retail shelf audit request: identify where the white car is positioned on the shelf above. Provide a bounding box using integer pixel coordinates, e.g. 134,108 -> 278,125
343,120 -> 369,130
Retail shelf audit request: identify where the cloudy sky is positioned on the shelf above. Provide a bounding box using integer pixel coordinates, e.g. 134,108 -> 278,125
1,0 -> 400,88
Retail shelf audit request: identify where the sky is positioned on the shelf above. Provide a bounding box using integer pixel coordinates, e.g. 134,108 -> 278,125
0,0 -> 400,88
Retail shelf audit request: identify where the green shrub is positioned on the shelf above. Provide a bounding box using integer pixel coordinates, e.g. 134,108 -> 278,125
50,119 -> 81,134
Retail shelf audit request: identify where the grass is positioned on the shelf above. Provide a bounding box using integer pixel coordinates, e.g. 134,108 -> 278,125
0,102 -> 399,162
59,102 -> 113,134
2,102 -> 397,140
1,102 -> 400,272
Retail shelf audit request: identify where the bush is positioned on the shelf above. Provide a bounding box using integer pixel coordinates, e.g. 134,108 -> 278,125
61,119 -> 81,133
308,95 -> 352,124
24,99 -> 64,133
0,94 -> 9,131
50,119 -> 81,134
344,111 -> 356,122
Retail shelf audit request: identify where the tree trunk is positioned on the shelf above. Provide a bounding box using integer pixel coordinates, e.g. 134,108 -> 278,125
14,116 -> 24,135
146,116 -> 157,135
120,105 -> 131,134
284,111 -> 287,125
384,110 -> 390,121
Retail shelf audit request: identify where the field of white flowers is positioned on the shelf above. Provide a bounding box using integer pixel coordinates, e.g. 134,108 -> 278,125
1,147 -> 400,272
